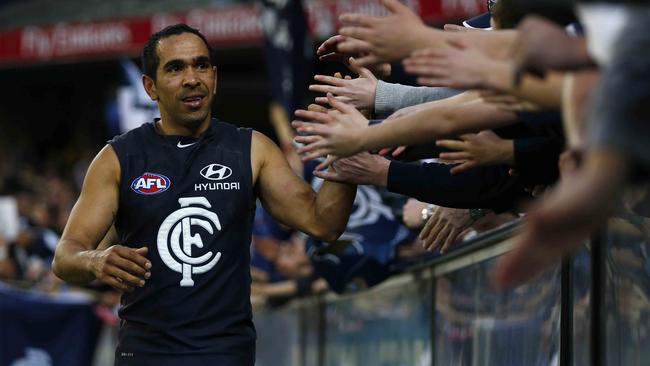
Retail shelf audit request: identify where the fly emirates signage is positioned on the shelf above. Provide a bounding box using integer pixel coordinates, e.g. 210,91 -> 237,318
0,0 -> 484,66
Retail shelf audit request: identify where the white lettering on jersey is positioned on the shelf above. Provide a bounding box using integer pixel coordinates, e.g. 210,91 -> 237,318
194,182 -> 240,191
157,197 -> 221,286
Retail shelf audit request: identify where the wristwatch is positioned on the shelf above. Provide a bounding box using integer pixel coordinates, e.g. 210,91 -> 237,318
421,204 -> 435,222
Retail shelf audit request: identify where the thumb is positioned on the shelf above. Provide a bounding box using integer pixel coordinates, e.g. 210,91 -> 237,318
349,57 -> 375,79
443,24 -> 468,33
327,92 -> 353,114
135,247 -> 149,254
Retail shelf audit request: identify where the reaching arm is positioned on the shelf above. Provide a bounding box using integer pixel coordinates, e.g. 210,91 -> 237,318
336,0 -> 517,66
52,145 -> 150,291
252,131 -> 356,242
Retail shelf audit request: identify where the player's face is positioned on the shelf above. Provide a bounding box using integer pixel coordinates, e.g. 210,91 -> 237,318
149,32 -> 216,129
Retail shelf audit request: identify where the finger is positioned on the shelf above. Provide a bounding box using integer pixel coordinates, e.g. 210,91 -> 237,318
345,57 -> 364,76
440,227 -> 462,254
418,214 -> 437,241
327,93 -> 356,114
313,169 -> 340,182
294,109 -> 335,124
308,103 -> 329,113
315,95 -> 353,106
309,84 -> 343,95
438,152 -> 471,161
449,161 -> 476,175
293,121 -> 331,136
404,51 -> 450,63
314,97 -> 329,105
338,39 -> 373,56
339,13 -> 375,27
410,47 -> 447,58
436,139 -> 466,151
378,147 -> 394,156
319,53 -> 345,63
443,23 -> 469,32
115,246 -> 150,271
339,27 -> 374,42
353,54 -> 381,67
106,265 -> 146,287
296,137 -> 330,153
294,135 -> 322,145
317,34 -> 346,55
106,276 -> 134,293
392,146 -> 407,157
426,219 -> 446,249
315,155 -> 339,171
431,223 -> 452,252
313,74 -> 347,86
349,57 -> 375,79
110,256 -> 150,281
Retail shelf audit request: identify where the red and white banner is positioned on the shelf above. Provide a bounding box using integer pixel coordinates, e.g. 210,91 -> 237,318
0,0 -> 485,67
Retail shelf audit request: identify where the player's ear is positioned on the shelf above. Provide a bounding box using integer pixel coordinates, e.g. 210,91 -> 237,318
143,74 -> 158,101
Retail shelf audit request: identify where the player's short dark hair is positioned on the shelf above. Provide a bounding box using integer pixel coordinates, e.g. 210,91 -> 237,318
141,23 -> 214,82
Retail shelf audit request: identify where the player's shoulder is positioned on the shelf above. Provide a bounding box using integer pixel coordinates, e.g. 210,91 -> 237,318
107,121 -> 154,149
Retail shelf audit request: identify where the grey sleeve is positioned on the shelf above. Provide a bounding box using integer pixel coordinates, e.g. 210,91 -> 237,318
374,81 -> 462,118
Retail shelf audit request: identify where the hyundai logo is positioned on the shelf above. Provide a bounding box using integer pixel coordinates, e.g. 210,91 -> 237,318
200,164 -> 232,181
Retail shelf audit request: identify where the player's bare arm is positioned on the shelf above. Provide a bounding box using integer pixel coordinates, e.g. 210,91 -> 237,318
52,145 -> 151,292
251,131 -> 356,242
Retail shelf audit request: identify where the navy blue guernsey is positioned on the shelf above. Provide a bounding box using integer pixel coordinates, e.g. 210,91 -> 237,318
108,119 -> 256,366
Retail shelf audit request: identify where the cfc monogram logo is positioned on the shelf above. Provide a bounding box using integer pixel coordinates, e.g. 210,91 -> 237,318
157,197 -> 221,286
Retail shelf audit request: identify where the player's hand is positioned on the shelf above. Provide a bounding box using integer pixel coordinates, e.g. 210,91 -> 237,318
90,245 -> 151,292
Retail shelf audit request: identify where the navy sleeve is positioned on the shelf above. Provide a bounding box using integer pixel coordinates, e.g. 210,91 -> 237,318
386,161 -> 529,212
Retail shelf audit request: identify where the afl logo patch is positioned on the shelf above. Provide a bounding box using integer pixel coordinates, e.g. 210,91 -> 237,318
131,173 -> 170,195
200,164 -> 232,181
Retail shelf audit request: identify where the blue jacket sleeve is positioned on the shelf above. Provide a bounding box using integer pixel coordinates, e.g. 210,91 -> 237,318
386,161 -> 530,212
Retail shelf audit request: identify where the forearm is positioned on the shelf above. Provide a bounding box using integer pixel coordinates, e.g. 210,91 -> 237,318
52,239 -> 97,285
387,161 -> 528,211
485,66 -> 565,109
446,30 -> 518,60
312,181 -> 357,241
361,101 -> 517,152
374,81 -> 462,116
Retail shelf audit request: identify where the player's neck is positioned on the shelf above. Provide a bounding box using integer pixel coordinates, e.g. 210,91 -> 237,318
156,117 -> 210,137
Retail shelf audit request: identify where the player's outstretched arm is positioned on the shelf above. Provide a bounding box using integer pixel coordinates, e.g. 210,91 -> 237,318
252,131 -> 356,242
52,145 -> 151,292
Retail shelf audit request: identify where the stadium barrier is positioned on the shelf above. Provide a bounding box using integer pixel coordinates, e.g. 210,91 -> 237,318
255,218 -> 650,366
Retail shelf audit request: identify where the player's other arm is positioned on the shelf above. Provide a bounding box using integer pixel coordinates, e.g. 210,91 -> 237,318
252,131 -> 356,242
52,145 -> 150,292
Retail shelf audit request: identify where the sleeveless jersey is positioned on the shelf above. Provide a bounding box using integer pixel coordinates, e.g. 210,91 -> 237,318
108,119 -> 256,365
